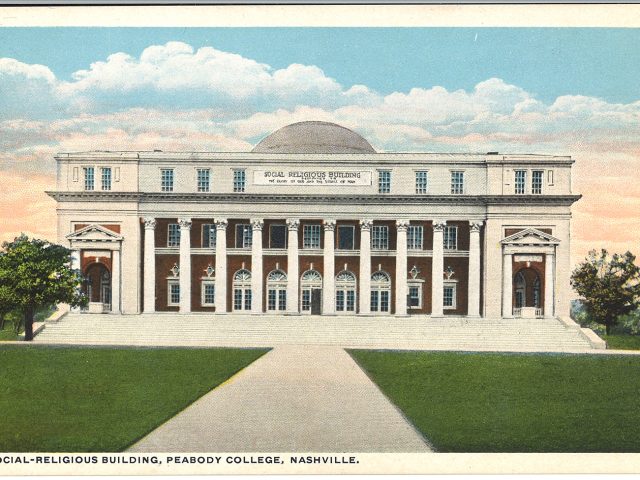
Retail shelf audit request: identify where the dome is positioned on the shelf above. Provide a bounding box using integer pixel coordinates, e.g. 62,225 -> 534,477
252,121 -> 376,154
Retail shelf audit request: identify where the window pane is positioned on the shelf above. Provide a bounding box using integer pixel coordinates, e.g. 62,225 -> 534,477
444,226 -> 457,250
234,289 -> 242,310
303,225 -> 321,249
451,171 -> 464,194
515,170 -> 526,194
197,168 -> 210,192
346,290 -> 355,311
444,286 -> 455,307
378,170 -> 391,193
84,167 -> 94,191
532,170 -> 543,194
337,226 -> 354,250
168,224 -> 180,247
371,290 -> 378,312
336,290 -> 345,311
268,289 -> 276,310
407,226 -> 423,250
302,290 -> 311,311
233,169 -> 246,192
236,224 -> 252,248
278,289 -> 286,311
101,167 -> 111,191
381,291 -> 389,312
161,169 -> 174,192
415,171 -> 428,194
244,289 -> 252,310
270,225 -> 287,249
371,225 -> 389,250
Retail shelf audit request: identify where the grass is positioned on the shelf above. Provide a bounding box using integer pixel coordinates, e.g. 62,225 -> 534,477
0,322 -> 19,341
350,350 -> 640,452
604,334 -> 640,350
0,346 -> 269,452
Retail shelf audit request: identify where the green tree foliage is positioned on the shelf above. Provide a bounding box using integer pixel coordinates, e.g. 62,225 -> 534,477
0,235 -> 86,341
571,249 -> 640,335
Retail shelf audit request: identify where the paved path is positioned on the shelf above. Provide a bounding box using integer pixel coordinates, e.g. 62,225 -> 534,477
129,346 -> 432,452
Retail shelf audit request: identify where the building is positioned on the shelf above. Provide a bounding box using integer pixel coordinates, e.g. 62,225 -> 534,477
48,121 -> 580,318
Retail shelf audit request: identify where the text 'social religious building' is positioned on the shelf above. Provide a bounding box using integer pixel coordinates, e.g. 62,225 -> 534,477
48,121 -> 580,319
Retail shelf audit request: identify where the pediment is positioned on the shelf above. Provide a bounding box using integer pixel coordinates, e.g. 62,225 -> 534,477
501,228 -> 560,245
66,224 -> 123,243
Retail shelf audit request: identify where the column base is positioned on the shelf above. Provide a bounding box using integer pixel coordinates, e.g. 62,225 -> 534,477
466,314 -> 481,318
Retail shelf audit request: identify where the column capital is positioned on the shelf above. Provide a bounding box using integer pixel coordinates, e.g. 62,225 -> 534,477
396,219 -> 410,232
143,217 -> 157,230
178,218 -> 192,230
250,218 -> 264,231
286,218 -> 300,231
360,219 -> 373,231
469,220 -> 483,232
323,219 -> 336,231
433,220 -> 447,232
214,218 -> 228,230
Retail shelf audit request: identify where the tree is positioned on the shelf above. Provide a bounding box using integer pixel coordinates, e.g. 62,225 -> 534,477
0,235 -> 86,341
570,249 -> 640,335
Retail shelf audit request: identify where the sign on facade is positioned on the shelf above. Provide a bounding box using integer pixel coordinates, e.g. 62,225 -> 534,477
254,169 -> 372,186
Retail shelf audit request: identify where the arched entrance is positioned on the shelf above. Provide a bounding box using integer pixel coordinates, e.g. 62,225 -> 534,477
370,270 -> 391,313
83,262 -> 111,310
335,270 -> 357,313
300,269 -> 322,314
513,267 -> 542,316
233,269 -> 252,311
266,269 -> 287,312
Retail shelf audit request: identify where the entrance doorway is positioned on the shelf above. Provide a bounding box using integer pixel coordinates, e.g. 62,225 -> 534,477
300,269 -> 322,314
513,268 -> 542,315
335,270 -> 357,313
266,269 -> 287,312
233,269 -> 252,311
83,263 -> 111,310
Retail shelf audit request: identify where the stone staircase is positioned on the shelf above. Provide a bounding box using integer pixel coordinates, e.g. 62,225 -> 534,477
34,313 -> 598,352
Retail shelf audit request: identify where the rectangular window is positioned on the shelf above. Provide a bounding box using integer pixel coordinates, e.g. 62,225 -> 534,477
278,289 -> 286,311
301,290 -> 311,311
269,224 -> 287,249
202,224 -> 216,248
197,168 -> 210,192
407,225 -> 423,250
443,226 -> 457,250
370,290 -> 379,312
234,289 -> 243,310
371,225 -> 389,250
409,285 -> 422,308
532,170 -> 544,194
303,224 -> 321,249
244,289 -> 252,310
167,223 -> 180,247
337,225 -> 354,250
161,169 -> 174,192
202,282 -> 215,306
83,167 -> 94,191
380,290 -> 390,312
233,169 -> 246,192
346,290 -> 355,311
168,281 -> 180,306
101,167 -> 112,191
515,170 -> 527,194
336,290 -> 345,312
415,171 -> 428,194
378,170 -> 391,193
235,224 -> 252,248
444,284 -> 456,309
450,171 -> 464,194
268,289 -> 277,311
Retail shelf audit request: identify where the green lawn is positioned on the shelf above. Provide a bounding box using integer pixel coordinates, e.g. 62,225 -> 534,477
350,350 -> 640,452
0,346 -> 268,452
0,324 -> 18,341
604,334 -> 640,350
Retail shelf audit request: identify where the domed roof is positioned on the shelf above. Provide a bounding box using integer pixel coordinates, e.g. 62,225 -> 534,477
252,121 -> 376,154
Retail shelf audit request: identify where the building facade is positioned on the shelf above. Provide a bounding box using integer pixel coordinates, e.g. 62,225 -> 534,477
49,121 -> 580,318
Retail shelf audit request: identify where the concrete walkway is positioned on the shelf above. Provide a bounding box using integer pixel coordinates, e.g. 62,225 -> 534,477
129,346 -> 432,452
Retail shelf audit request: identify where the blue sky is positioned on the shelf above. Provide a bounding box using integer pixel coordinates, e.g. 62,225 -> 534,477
1,28 -> 639,103
1,26 -> 640,263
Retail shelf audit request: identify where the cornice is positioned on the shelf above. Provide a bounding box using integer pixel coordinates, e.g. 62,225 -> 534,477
46,191 -> 582,206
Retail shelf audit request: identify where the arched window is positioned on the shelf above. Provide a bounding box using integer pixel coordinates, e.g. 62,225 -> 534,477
266,269 -> 287,311
300,270 -> 322,312
335,270 -> 357,312
233,269 -> 252,311
371,271 -> 391,313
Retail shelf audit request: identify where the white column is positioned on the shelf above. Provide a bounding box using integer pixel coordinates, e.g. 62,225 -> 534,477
143,217 -> 156,313
251,218 -> 264,314
359,219 -> 372,314
395,220 -> 409,316
286,219 -> 300,314
544,251 -> 555,318
111,249 -> 121,314
468,221 -> 482,317
214,218 -> 228,314
431,220 -> 445,317
502,251 -> 513,318
70,248 -> 81,312
178,218 -> 192,314
323,219 -> 336,315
